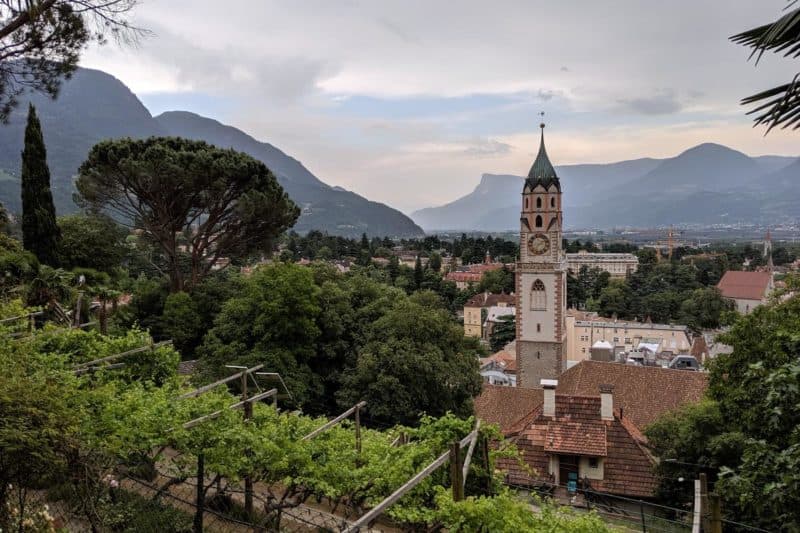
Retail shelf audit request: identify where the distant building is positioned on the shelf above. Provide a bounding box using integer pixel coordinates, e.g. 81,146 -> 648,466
447,252 -> 508,290
479,349 -> 517,386
716,270 -> 773,314
483,305 -> 516,342
565,312 -> 691,366
566,251 -> 639,278
463,292 -> 515,337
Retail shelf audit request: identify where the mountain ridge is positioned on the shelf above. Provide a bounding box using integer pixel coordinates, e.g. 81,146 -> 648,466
0,68 -> 423,238
411,144 -> 799,231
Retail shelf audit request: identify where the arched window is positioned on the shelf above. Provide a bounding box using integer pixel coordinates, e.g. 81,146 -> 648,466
535,215 -> 543,228
531,279 -> 546,310
525,198 -> 528,209
536,197 -> 542,208
551,197 -> 555,208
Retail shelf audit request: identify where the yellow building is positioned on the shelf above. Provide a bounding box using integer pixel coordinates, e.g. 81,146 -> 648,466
565,311 -> 691,365
463,292 -> 515,338
566,251 -> 638,278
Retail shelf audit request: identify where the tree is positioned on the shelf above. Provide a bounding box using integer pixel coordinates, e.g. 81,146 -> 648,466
76,137 -> 299,292
647,294 -> 800,531
387,254 -> 400,282
337,297 -> 482,426
414,255 -> 424,289
489,315 -> 516,352
161,291 -> 203,357
731,1 -> 800,132
679,287 -> 732,332
429,251 -> 442,272
58,213 -> 129,273
478,266 -> 515,294
0,0 -> 143,121
20,104 -> 60,265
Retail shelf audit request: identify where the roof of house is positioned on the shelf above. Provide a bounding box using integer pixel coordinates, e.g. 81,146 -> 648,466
499,394 -> 657,497
557,360 -> 708,429
446,271 -> 483,282
473,384 -> 543,433
465,292 -> 517,308
717,270 -> 772,301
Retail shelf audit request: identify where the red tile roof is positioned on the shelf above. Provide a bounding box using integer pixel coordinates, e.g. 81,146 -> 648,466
717,270 -> 772,301
544,421 -> 608,456
498,394 -> 658,498
557,360 -> 708,430
465,292 -> 516,308
473,384 -> 542,433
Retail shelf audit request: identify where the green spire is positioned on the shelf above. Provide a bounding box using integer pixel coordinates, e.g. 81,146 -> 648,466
525,122 -> 560,191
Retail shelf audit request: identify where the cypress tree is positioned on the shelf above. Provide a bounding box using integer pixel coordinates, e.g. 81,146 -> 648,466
21,104 -> 61,265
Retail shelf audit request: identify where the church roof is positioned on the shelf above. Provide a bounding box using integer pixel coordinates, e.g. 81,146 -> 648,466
525,123 -> 560,191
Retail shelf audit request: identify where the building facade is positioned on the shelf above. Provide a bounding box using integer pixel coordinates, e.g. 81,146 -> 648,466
565,313 -> 691,365
463,292 -> 515,337
716,270 -> 773,314
566,251 -> 639,278
516,123 -> 567,388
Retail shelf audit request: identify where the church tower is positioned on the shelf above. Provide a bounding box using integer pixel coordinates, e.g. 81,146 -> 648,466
516,121 -> 567,388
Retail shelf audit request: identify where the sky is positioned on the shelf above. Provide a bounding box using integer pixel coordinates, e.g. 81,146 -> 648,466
81,1 -> 800,213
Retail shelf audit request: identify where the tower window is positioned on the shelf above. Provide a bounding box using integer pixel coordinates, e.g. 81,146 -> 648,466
535,215 -> 543,228
525,197 -> 528,209
537,323 -> 541,332
531,279 -> 546,310
536,197 -> 542,208
551,197 -> 555,208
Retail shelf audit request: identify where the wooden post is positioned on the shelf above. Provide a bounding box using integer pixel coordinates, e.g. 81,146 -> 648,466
194,453 -> 205,533
699,473 -> 710,533
450,442 -> 464,502
709,494 -> 722,533
354,404 -> 362,456
640,502 -> 647,532
241,373 -> 254,518
692,479 -> 701,533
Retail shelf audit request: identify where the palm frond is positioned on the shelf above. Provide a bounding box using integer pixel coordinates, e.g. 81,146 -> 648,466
732,2 -> 800,132
731,1 -> 800,62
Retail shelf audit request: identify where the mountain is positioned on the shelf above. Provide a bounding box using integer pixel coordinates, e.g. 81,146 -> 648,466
154,112 -> 422,237
412,144 -> 800,231
0,68 -> 423,237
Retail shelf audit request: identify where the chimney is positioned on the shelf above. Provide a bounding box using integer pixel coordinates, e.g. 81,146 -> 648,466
541,379 -> 557,418
600,384 -> 614,421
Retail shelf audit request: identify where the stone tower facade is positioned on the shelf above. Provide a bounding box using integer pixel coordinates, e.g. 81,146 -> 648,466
516,123 -> 567,388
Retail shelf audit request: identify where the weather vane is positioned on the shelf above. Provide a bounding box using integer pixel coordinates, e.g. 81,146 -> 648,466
539,111 -> 545,129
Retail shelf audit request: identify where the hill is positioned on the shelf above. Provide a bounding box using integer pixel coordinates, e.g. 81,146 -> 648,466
155,112 -> 423,237
412,144 -> 800,231
0,68 -> 423,238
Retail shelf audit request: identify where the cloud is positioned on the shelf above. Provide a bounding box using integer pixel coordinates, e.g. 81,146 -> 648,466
616,90 -> 683,115
463,138 -> 513,157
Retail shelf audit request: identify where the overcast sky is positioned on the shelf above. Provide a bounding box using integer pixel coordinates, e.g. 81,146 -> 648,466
82,1 -> 799,213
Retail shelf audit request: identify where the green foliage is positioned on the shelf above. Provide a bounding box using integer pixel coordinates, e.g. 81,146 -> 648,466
162,291 -> 203,357
432,488 -> 614,532
337,295 -> 482,426
678,287 -> 732,332
647,295 -> 800,530
478,266 -> 515,294
490,315 -> 516,352
76,137 -> 299,292
21,105 -> 61,266
58,214 -> 129,273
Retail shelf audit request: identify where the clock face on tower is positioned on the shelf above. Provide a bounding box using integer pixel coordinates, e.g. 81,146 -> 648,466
528,233 -> 550,255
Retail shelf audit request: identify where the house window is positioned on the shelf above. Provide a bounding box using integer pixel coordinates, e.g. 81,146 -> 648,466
589,458 -> 599,469
613,337 -> 619,343
581,347 -> 586,353
531,279 -> 546,310
625,337 -> 631,344
536,197 -> 542,208
535,215 -> 543,228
